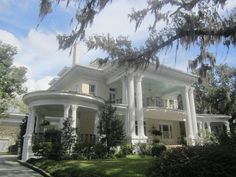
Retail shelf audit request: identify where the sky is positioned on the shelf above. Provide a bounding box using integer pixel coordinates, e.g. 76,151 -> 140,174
0,0 -> 236,92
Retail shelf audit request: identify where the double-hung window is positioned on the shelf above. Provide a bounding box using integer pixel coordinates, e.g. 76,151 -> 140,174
89,84 -> 96,96
109,88 -> 116,103
159,124 -> 172,139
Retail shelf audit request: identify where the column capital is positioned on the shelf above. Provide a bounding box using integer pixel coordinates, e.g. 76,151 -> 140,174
64,104 -> 70,110
71,105 -> 78,111
134,74 -> 144,83
184,85 -> 190,93
189,87 -> 195,94
28,106 -> 35,113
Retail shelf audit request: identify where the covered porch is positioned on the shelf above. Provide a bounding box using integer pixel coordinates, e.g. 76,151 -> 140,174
22,90 -> 104,161
144,107 -> 187,145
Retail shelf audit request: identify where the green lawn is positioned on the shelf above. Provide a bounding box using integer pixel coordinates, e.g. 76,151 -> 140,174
31,155 -> 153,177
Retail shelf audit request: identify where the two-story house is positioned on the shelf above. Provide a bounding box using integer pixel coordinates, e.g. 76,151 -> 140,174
21,45 -> 230,161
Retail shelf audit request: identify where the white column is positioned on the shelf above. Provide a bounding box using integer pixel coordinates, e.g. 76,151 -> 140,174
182,86 -> 195,145
22,106 -> 36,161
166,99 -> 169,109
135,75 -> 147,142
94,111 -> 100,142
71,105 -> 78,130
206,122 -> 211,133
127,73 -> 136,139
34,114 -> 39,133
198,121 -> 204,138
122,76 -> 128,104
189,87 -> 198,138
60,104 -> 70,129
224,121 -> 230,133
202,121 -> 206,137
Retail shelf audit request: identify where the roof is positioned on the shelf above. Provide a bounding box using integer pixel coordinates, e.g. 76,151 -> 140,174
49,61 -> 198,89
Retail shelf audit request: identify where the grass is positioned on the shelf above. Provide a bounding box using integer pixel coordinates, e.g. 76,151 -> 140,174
30,155 -> 153,177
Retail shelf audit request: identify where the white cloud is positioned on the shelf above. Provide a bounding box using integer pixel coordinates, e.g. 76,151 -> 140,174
0,29 -> 22,51
15,29 -> 71,79
0,28 -> 72,92
25,76 -> 54,92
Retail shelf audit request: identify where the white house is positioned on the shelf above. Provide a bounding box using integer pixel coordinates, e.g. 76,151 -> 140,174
21,45 -> 230,161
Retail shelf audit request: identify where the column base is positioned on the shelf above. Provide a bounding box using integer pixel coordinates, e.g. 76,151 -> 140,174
22,134 -> 33,162
186,136 -> 196,146
128,135 -> 148,144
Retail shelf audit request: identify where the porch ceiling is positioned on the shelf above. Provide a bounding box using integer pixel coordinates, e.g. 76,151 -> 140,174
142,78 -> 182,95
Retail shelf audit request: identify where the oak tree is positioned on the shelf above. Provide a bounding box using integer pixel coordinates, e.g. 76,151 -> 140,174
0,42 -> 27,116
40,0 -> 236,76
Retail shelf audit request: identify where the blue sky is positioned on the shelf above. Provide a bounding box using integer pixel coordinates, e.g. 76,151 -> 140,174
0,0 -> 235,92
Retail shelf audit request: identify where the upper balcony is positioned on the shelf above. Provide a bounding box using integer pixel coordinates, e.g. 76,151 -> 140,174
110,96 -> 183,111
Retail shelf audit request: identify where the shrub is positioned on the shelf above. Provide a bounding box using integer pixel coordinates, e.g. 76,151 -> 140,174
147,145 -> 236,177
73,143 -> 110,159
120,144 -> 134,156
151,143 -> 166,157
135,143 -> 152,155
93,143 -> 109,159
73,143 -> 94,160
32,142 -> 53,158
32,129 -> 62,160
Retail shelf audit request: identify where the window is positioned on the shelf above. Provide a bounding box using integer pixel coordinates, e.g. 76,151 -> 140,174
144,121 -> 146,136
109,88 -> 116,103
169,100 -> 174,109
159,124 -> 172,139
156,97 -> 163,107
89,84 -> 96,95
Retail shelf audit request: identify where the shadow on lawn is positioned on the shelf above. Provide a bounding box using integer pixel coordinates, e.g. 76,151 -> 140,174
29,156 -> 152,177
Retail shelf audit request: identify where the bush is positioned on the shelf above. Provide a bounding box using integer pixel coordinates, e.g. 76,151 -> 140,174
73,143 -> 110,159
147,145 -> 236,177
32,129 -> 62,160
135,143 -> 152,155
93,143 -> 109,159
151,143 -> 166,157
120,144 -> 134,156
73,143 -> 94,160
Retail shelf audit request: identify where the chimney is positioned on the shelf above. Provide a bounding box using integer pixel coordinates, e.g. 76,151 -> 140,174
72,43 -> 80,66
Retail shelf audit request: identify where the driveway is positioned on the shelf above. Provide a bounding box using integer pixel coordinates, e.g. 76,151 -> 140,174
0,155 -> 42,177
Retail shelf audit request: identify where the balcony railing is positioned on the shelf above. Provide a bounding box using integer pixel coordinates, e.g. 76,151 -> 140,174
109,96 -> 183,110
143,97 -> 181,110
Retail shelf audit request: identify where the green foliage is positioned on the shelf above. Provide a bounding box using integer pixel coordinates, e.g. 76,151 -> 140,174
135,143 -> 152,156
40,0 -> 236,78
151,143 -> 166,157
51,167 -> 105,177
73,143 -> 110,160
120,144 -> 134,156
147,133 -> 236,177
33,129 -> 62,160
98,103 -> 125,148
18,116 -> 27,159
29,155 -> 153,177
194,64 -> 236,115
73,143 -> 93,160
0,41 -> 27,115
61,116 -> 77,157
32,142 -> 53,158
